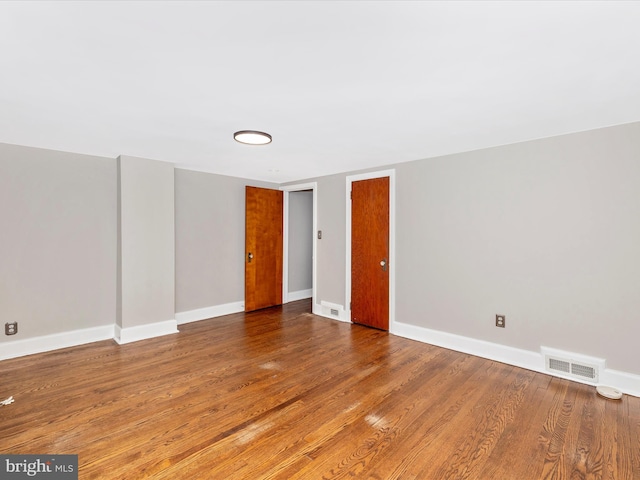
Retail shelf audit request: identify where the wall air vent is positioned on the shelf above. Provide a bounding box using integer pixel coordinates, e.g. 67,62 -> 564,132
571,363 -> 597,380
548,357 -> 570,374
541,347 -> 604,384
319,301 -> 346,321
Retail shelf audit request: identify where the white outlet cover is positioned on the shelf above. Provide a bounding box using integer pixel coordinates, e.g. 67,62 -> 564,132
596,385 -> 623,400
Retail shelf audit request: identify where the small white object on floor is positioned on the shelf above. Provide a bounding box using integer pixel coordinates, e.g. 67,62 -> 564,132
596,385 -> 623,400
0,396 -> 14,406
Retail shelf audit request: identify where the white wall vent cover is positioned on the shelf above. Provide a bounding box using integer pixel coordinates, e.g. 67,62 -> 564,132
541,346 -> 605,384
320,301 -> 345,319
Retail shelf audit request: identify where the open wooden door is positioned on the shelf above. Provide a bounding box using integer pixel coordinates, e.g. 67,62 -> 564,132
351,177 -> 389,330
245,186 -> 283,312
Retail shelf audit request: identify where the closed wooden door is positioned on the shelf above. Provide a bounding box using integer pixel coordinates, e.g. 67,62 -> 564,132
245,186 -> 283,312
351,177 -> 389,330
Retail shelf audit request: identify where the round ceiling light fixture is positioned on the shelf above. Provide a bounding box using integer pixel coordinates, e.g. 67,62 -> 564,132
233,130 -> 272,145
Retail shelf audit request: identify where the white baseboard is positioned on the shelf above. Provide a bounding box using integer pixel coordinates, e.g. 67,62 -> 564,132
600,369 -> 640,398
1,301 -> 242,360
175,301 -> 244,325
391,320 -> 640,398
287,289 -> 312,302
0,324 -> 115,361
114,319 -> 178,345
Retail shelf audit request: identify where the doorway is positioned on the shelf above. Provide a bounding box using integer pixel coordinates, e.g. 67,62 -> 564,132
282,183 -> 317,310
244,183 -> 317,313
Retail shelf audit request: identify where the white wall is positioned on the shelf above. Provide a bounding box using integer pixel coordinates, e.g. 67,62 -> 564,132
314,174 -> 347,307
116,155 -> 176,342
394,123 -> 640,373
1,150 -> 281,353
174,168 -> 276,313
0,143 -> 116,343
304,122 -> 640,377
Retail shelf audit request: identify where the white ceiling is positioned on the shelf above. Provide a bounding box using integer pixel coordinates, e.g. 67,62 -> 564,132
1,1 -> 639,182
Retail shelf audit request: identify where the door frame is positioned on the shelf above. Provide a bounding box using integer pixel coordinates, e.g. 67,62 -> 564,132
281,182 -> 317,306
346,169 -> 396,332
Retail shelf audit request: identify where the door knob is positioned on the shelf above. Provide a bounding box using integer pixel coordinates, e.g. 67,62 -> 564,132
247,252 -> 254,263
380,258 -> 387,271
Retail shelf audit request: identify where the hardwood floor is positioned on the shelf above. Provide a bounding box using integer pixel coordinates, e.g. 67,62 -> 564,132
1,299 -> 639,479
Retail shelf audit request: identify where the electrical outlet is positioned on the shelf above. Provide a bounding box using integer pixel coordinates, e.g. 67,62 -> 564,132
495,315 -> 505,328
5,322 -> 18,335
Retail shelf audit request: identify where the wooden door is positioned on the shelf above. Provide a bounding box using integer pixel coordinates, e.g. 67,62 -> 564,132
351,177 -> 389,330
245,186 -> 283,312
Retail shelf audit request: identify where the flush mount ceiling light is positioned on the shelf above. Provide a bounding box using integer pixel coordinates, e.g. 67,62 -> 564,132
233,130 -> 272,145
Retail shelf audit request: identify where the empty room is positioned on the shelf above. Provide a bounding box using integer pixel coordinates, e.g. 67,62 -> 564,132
1,1 -> 639,479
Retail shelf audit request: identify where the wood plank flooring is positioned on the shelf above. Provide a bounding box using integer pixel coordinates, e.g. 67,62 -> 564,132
1,299 -> 639,479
